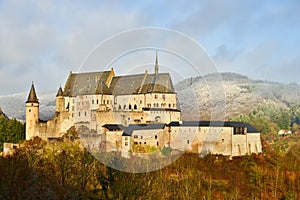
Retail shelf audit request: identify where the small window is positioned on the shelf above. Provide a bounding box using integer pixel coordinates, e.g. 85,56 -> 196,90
169,104 -> 171,108
85,111 -> 87,116
107,100 -> 109,104
134,104 -> 137,109
97,99 -> 99,104
140,100 -> 142,104
155,94 -> 158,99
125,142 -> 128,146
29,109 -> 31,112
92,99 -> 94,104
144,142 -> 147,145
118,105 -> 121,110
134,135 -> 138,139
125,137 -> 128,141
79,112 -> 81,117
162,94 -> 165,100
129,104 -> 132,109
157,141 -> 159,146
155,135 -> 157,139
141,136 -> 143,139
187,140 -> 190,144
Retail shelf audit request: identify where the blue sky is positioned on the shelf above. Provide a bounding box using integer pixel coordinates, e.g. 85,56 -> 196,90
0,0 -> 299,95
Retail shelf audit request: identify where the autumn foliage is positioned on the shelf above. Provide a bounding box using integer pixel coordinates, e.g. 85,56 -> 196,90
0,136 -> 300,200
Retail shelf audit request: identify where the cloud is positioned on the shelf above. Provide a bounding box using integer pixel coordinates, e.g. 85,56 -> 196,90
0,0 -> 300,95
0,0 -> 143,94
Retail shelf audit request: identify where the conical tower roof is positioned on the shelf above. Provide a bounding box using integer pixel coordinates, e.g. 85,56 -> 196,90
56,86 -> 64,97
26,82 -> 39,103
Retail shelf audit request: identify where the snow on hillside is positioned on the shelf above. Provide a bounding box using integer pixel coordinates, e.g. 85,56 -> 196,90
0,91 -> 56,121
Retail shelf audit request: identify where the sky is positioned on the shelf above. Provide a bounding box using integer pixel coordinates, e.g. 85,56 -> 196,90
0,0 -> 300,95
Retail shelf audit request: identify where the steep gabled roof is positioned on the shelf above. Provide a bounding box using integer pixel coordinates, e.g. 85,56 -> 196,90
26,83 -> 38,103
63,71 -> 112,96
110,73 -> 175,95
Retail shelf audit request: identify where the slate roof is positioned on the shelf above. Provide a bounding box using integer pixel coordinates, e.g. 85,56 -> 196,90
168,121 -> 259,133
110,73 -> 175,95
56,86 -> 63,97
62,70 -> 175,97
26,83 -> 38,103
122,123 -> 166,136
102,124 -> 126,131
142,107 -> 181,112
102,123 -> 166,136
63,71 -> 112,96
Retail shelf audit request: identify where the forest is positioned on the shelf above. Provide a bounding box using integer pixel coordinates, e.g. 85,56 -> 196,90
1,137 -> 300,199
0,116 -> 25,151
1,100 -> 300,199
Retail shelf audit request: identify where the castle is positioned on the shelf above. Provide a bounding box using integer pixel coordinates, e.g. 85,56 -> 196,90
26,54 -> 262,157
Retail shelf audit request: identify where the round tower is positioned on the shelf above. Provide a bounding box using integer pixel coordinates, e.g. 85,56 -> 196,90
56,86 -> 65,112
25,82 -> 39,140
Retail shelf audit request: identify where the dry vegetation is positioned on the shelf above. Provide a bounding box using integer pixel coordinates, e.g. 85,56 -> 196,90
1,137 -> 300,199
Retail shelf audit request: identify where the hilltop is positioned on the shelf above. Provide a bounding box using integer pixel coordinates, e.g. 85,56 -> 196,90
175,72 -> 300,120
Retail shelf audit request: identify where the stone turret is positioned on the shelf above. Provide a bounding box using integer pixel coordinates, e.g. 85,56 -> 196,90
26,82 -> 39,140
56,86 -> 65,112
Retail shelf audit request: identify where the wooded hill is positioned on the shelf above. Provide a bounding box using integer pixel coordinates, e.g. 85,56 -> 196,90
1,138 -> 300,200
175,72 -> 300,121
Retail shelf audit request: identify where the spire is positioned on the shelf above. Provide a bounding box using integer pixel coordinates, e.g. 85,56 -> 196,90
56,86 -> 63,97
155,50 -> 159,75
26,82 -> 38,103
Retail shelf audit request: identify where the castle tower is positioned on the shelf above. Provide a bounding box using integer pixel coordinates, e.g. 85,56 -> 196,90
25,82 -> 39,140
56,86 -> 65,112
155,51 -> 159,75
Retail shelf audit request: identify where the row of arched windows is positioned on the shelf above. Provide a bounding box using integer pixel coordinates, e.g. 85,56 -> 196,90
91,99 -> 111,105
149,103 -> 176,108
118,104 -> 138,110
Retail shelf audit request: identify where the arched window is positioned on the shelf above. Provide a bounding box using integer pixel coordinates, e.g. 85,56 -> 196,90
123,105 -> 126,110
118,105 -> 121,110
92,99 -> 94,104
169,103 -> 171,108
153,103 -> 156,107
129,104 -> 132,110
155,116 -> 161,123
134,104 -> 137,109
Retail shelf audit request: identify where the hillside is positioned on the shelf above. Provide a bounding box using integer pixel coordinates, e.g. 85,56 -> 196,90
0,107 -> 9,120
175,72 -> 300,120
1,72 -> 300,122
0,92 -> 56,121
